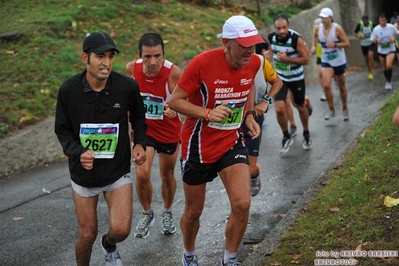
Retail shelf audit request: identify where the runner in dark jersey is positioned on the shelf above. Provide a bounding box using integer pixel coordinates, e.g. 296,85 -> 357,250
268,14 -> 312,151
55,32 -> 147,266
169,15 -> 264,266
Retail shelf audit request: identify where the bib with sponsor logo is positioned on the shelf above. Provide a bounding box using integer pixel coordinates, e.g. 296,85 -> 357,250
208,98 -> 246,130
141,93 -> 164,120
79,123 -> 119,159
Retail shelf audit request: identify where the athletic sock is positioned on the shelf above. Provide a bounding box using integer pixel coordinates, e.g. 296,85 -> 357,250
251,172 -> 260,180
387,69 -> 392,82
102,234 -> 116,252
223,250 -> 237,264
384,70 -> 388,81
184,248 -> 197,257
144,209 -> 154,217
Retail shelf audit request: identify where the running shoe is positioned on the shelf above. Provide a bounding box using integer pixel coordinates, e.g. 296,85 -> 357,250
320,93 -> 326,101
289,126 -> 297,137
182,255 -> 199,266
385,82 -> 392,90
220,257 -> 241,266
324,110 -> 336,120
280,135 -> 294,153
302,137 -> 312,150
161,211 -> 176,235
368,72 -> 373,80
134,212 -> 155,239
100,235 -> 123,266
343,109 -> 349,121
250,175 -> 261,197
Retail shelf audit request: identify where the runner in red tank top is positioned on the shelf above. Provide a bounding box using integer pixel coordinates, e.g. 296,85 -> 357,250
126,32 -> 182,239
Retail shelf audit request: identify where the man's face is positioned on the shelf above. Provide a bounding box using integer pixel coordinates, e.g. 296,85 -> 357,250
83,50 -> 115,81
141,44 -> 163,76
379,16 -> 387,26
225,39 -> 255,68
274,18 -> 289,39
363,19 -> 369,26
321,16 -> 332,27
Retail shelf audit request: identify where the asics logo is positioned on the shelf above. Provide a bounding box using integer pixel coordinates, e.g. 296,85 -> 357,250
235,154 -> 247,159
214,79 -> 228,84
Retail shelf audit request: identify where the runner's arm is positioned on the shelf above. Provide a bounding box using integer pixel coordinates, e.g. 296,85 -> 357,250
336,25 -> 351,48
310,25 -> 319,55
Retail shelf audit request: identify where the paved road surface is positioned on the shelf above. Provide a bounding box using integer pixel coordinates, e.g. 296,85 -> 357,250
0,65 -> 397,266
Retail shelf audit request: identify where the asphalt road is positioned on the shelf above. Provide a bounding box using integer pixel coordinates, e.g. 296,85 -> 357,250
0,65 -> 397,266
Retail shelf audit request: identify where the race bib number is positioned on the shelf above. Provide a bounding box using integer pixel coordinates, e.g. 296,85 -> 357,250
381,42 -> 391,49
323,50 -> 339,61
208,99 -> 246,130
141,93 -> 164,120
274,61 -> 291,72
79,123 -> 119,159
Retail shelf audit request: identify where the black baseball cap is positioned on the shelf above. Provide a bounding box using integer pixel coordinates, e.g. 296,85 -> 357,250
82,32 -> 119,54
361,14 -> 369,21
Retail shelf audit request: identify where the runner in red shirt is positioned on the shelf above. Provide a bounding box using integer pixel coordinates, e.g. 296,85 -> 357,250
126,32 -> 182,239
169,15 -> 263,266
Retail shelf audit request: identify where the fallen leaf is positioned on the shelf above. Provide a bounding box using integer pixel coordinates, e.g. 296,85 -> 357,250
12,216 -> 23,221
19,116 -> 32,123
330,206 -> 340,212
291,254 -> 301,260
384,196 -> 399,207
270,261 -> 282,266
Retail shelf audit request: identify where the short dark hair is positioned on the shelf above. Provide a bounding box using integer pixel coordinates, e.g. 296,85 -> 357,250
138,32 -> 165,57
379,13 -> 388,19
274,14 -> 289,25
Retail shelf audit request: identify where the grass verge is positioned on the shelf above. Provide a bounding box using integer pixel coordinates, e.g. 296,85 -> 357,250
0,0 -> 321,138
263,92 -> 399,265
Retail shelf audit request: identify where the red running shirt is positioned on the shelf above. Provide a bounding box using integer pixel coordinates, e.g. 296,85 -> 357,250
131,59 -> 181,144
177,48 -> 261,163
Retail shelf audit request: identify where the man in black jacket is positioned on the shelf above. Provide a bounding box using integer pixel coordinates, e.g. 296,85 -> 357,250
55,32 -> 147,266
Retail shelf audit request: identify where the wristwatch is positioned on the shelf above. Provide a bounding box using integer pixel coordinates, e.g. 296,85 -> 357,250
262,94 -> 273,104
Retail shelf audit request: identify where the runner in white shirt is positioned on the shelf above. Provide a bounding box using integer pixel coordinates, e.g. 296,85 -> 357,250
370,13 -> 399,90
311,7 -> 351,121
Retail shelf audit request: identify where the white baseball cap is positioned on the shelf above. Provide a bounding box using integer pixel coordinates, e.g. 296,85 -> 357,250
217,15 -> 265,47
319,7 -> 333,18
